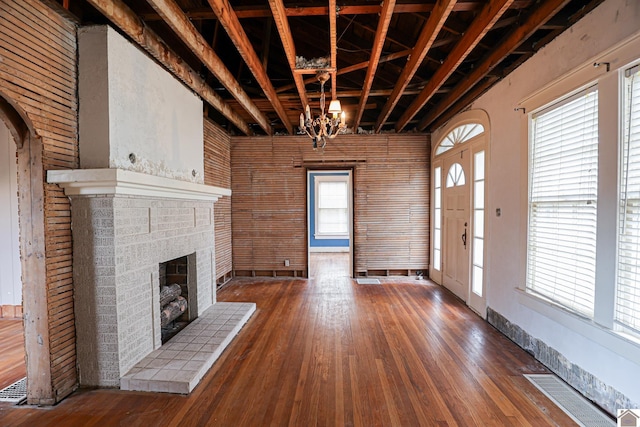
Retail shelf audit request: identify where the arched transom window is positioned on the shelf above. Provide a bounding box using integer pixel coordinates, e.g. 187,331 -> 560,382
436,123 -> 485,155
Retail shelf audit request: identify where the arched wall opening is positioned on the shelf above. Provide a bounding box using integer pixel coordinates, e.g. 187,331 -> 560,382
0,92 -> 53,404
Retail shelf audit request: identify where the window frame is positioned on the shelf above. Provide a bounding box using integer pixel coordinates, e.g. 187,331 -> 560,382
526,84 -> 599,318
515,34 -> 640,357
615,60 -> 640,337
314,174 -> 350,240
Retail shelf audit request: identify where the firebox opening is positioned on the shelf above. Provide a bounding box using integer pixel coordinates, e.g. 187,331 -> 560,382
159,253 -> 197,344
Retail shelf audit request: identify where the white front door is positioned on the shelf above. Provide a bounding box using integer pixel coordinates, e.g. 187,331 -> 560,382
442,149 -> 470,301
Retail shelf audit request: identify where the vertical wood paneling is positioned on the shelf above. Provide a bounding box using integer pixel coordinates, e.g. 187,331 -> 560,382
203,118 -> 232,282
0,0 -> 78,403
230,134 -> 430,276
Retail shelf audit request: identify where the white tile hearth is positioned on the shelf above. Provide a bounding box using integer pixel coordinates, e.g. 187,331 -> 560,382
120,302 -> 256,394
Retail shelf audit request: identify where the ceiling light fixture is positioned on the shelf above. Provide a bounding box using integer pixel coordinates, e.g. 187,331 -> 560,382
299,71 -> 346,150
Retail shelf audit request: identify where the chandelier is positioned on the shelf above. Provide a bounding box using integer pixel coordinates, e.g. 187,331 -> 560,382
299,71 -> 347,150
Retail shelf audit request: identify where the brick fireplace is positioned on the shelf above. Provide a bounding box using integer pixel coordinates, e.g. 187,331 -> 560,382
46,25 -> 254,391
48,169 -> 231,387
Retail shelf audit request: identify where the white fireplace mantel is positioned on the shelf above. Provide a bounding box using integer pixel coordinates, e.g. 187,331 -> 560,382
48,168 -> 231,201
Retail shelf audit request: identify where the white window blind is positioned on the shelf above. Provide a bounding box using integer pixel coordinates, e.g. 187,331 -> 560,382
318,181 -> 348,234
616,64 -> 640,334
527,86 -> 599,317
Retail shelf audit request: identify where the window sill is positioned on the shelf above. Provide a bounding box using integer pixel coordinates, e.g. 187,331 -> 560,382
314,234 -> 349,240
516,288 -> 640,365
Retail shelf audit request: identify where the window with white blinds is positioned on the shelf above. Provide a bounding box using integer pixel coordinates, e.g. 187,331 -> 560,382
616,64 -> 640,334
527,86 -> 599,317
317,180 -> 349,235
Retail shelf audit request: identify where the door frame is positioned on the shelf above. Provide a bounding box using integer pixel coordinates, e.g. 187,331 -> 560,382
0,93 -> 54,403
306,169 -> 354,277
430,110 -> 489,317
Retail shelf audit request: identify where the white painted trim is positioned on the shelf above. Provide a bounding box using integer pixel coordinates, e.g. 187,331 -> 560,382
518,31 -> 640,113
314,174 -> 350,238
431,109 -> 490,159
47,168 -> 231,201
314,233 -> 349,240
309,246 -> 350,253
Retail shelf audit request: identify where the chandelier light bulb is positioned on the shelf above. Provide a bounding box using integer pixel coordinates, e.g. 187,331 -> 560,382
328,99 -> 342,114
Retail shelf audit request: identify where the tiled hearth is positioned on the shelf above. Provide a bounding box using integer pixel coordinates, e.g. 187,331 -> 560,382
121,302 -> 255,394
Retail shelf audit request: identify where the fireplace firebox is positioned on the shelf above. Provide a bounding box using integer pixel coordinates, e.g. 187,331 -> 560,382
159,254 -> 198,343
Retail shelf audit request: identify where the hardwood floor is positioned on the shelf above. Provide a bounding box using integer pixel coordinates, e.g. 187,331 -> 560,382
0,254 -> 576,426
0,319 -> 25,391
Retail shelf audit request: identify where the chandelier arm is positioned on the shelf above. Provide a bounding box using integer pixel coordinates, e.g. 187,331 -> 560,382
309,118 -> 320,139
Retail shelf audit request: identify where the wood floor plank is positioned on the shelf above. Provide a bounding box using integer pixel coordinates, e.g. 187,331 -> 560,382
0,254 -> 580,426
0,320 -> 26,390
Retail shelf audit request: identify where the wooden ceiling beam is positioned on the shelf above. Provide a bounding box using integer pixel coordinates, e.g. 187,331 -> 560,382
268,0 -> 309,111
85,0 -> 254,136
374,0 -> 457,133
279,87 -> 434,101
353,0 -> 395,131
139,2 -> 534,20
395,0 -> 515,132
275,49 -> 411,94
140,0 -> 271,135
206,0 -> 293,134
418,0 -> 571,130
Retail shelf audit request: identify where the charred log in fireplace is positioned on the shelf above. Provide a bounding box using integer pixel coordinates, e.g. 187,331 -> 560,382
160,284 -> 187,327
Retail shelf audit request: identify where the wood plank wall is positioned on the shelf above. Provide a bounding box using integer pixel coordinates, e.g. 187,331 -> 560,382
230,134 -> 430,277
203,118 -> 233,284
0,0 -> 78,403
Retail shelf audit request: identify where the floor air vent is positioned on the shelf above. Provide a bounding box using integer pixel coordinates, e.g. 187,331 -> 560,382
0,377 -> 27,404
356,278 -> 381,285
524,374 -> 614,427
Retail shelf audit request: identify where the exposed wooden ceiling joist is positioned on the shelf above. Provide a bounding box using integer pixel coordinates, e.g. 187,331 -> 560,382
353,0 -> 395,130
66,0 -> 598,136
395,0 -> 516,132
139,2 -> 535,21
275,49 -> 412,94
279,86 -> 439,101
142,0 -> 272,135
418,0 -> 572,131
268,0 -> 309,111
206,0 -> 293,134
374,0 -> 457,133
85,0 -> 253,135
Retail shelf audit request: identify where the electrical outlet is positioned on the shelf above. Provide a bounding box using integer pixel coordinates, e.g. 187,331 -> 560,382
284,259 -> 290,267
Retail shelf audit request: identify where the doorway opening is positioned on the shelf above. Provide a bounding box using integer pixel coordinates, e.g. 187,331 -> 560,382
0,116 -> 25,396
307,170 -> 353,278
431,110 -> 489,317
